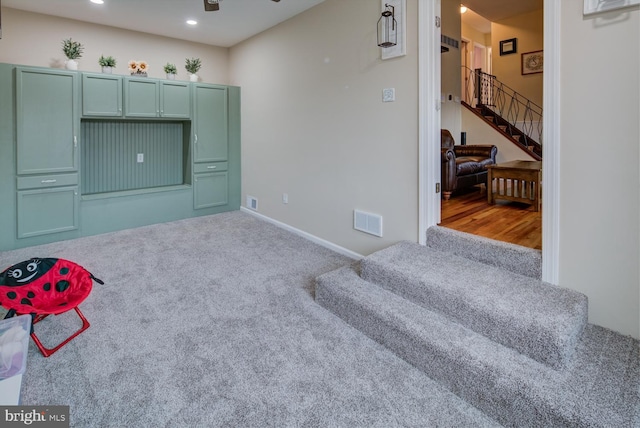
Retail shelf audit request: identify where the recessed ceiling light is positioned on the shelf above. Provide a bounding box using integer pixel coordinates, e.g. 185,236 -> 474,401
187,20 -> 198,26
90,0 -> 104,4
460,5 -> 468,14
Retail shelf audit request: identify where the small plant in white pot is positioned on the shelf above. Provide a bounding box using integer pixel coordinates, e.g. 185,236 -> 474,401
98,55 -> 116,74
62,38 -> 84,70
185,57 -> 201,82
164,63 -> 177,80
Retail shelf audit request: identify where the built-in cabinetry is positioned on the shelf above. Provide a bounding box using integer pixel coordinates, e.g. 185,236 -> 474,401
15,67 -> 80,238
0,63 -> 240,251
192,84 -> 228,209
82,73 -> 190,118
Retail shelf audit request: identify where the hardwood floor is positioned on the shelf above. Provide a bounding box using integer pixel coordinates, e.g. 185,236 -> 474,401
439,185 -> 542,250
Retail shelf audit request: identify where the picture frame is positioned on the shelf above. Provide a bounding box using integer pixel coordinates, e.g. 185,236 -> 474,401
522,50 -> 543,75
584,0 -> 640,15
380,0 -> 406,60
499,38 -> 517,56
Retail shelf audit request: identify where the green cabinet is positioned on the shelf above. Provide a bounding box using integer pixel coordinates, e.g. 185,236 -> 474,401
124,78 -> 190,118
82,73 -> 122,117
193,171 -> 228,209
160,81 -> 190,118
124,77 -> 159,117
17,186 -> 79,238
16,67 -> 79,174
15,67 -> 80,239
193,84 -> 228,163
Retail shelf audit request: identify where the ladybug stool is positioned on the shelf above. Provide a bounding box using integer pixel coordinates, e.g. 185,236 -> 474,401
0,258 -> 103,357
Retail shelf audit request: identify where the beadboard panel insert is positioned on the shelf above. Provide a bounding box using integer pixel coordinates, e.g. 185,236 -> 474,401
81,120 -> 189,195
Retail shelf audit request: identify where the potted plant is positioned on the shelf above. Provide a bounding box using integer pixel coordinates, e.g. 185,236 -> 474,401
185,57 -> 201,82
164,63 -> 177,80
98,55 -> 116,74
62,38 -> 84,70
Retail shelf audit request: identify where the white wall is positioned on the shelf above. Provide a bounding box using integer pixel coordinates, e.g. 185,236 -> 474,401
462,107 -> 537,163
0,8 -> 230,84
558,0 -> 639,338
441,0 -> 462,137
229,0 -> 419,256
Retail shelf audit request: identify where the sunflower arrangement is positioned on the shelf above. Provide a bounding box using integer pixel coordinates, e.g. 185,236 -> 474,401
128,60 -> 149,75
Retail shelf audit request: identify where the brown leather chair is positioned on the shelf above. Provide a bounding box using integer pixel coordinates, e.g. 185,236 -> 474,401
441,129 -> 497,200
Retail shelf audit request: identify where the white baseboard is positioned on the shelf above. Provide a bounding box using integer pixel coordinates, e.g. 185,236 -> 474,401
240,207 -> 363,260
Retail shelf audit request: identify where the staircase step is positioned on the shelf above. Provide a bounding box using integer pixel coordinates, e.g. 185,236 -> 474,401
426,225 -> 541,278
315,265 -> 639,427
360,241 -> 587,369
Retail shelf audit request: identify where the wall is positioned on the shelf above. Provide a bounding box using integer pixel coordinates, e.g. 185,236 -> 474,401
440,0 -> 462,137
0,8 -> 230,84
229,0 -> 419,256
559,0 -> 639,338
491,9 -> 544,107
461,107 -> 536,163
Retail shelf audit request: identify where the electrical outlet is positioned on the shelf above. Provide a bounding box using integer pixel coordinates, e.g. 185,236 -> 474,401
382,88 -> 395,102
137,153 -> 144,163
282,193 -> 288,204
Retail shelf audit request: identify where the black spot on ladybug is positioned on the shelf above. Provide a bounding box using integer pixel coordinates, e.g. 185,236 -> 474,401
43,283 -> 51,291
7,292 -> 16,299
56,280 -> 70,292
58,302 -> 67,306
27,291 -> 35,298
20,298 -> 32,305
59,267 -> 69,275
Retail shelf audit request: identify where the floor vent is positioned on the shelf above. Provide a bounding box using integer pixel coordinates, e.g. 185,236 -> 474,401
354,210 -> 383,237
246,196 -> 258,211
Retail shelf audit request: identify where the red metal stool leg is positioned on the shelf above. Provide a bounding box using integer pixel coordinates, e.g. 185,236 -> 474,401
30,307 -> 91,357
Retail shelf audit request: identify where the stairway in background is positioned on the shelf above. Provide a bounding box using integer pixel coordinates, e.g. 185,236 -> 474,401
465,101 -> 543,160
315,227 -> 640,427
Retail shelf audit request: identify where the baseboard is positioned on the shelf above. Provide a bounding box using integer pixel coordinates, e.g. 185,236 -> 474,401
240,207 -> 363,260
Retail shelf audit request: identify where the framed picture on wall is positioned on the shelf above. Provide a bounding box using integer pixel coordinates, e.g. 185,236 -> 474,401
499,38 -> 517,56
584,0 -> 640,15
522,50 -> 543,75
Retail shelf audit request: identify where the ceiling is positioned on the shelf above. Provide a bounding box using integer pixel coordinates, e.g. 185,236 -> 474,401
2,0 -> 326,48
462,0 -> 543,23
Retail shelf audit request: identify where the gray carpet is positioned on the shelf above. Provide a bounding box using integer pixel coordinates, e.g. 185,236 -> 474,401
316,264 -> 640,427
0,212 -> 500,427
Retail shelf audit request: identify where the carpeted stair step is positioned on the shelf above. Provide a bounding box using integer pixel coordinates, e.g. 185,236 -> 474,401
426,225 -> 541,279
361,241 -> 587,369
315,265 -> 639,428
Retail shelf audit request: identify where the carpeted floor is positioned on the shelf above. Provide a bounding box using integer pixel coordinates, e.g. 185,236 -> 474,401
0,212 -> 500,427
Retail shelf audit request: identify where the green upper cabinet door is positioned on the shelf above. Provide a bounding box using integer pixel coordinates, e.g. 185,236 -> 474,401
82,73 -> 123,117
193,84 -> 228,163
124,77 -> 159,117
160,81 -> 190,118
16,67 -> 79,175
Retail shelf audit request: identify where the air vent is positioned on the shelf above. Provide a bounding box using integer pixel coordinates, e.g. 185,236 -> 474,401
246,196 -> 258,211
441,34 -> 459,50
354,210 -> 383,237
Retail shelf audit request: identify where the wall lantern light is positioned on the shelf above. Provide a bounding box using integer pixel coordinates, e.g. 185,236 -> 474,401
377,4 -> 398,48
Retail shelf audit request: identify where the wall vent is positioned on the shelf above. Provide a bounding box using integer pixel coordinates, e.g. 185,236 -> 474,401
354,210 -> 383,237
441,34 -> 459,49
246,196 -> 258,211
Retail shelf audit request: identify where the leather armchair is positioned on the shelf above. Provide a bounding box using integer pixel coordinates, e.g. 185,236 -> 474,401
441,129 -> 497,200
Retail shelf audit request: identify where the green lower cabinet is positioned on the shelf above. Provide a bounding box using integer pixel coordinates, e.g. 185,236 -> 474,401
17,186 -> 79,238
193,172 -> 228,209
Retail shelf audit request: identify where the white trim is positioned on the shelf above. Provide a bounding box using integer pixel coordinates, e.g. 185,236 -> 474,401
542,0 -> 560,284
240,207 -> 364,260
418,0 -> 441,245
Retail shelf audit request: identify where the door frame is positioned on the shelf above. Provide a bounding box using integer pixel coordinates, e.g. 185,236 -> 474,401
418,0 -> 560,284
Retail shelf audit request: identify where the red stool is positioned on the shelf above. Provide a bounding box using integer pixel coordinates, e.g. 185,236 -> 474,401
0,258 -> 103,357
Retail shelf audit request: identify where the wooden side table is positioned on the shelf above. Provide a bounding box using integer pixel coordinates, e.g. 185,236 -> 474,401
487,160 -> 542,211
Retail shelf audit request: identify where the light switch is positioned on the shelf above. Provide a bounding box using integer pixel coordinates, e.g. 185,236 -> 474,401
137,153 -> 144,163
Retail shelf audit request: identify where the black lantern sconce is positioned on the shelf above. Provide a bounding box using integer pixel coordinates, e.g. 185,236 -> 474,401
377,4 -> 397,48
